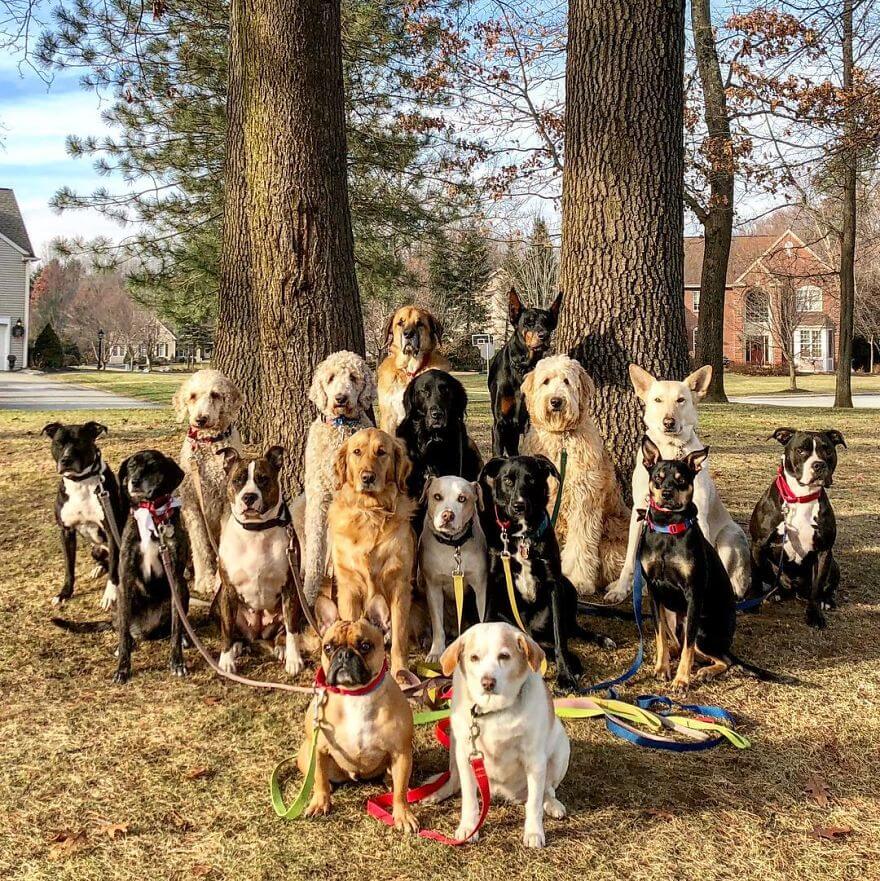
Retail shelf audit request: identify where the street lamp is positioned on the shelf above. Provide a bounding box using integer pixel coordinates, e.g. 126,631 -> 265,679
97,328 -> 105,371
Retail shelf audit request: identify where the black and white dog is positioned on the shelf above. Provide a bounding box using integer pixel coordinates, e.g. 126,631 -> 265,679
749,427 -> 846,630
42,421 -> 124,609
479,455 -> 613,691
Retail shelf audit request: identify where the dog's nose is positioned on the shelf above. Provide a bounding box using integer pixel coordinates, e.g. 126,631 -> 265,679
59,455 -> 74,468
480,675 -> 496,693
662,417 -> 677,431
549,397 -> 563,411
195,415 -> 208,427
242,492 -> 259,508
334,393 -> 348,405
812,460 -> 827,473
511,500 -> 526,515
440,509 -> 455,524
360,471 -> 376,486
661,489 -> 674,501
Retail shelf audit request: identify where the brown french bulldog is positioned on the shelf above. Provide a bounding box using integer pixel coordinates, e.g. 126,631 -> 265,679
298,596 -> 419,832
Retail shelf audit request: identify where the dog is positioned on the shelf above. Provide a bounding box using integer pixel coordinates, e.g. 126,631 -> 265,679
216,445 -> 304,675
489,288 -> 562,456
173,369 -> 242,597
606,364 -> 751,603
749,427 -> 846,629
396,369 -> 483,500
327,428 -> 417,683
639,437 -> 794,689
418,476 -> 488,663
520,355 -> 629,595
298,351 -> 376,603
377,305 -> 449,435
428,623 -> 570,848
480,455 -> 614,691
297,595 -> 419,832
42,421 -> 124,609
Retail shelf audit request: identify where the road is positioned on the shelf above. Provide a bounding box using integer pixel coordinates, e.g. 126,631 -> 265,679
731,393 -> 880,408
0,371 -> 161,410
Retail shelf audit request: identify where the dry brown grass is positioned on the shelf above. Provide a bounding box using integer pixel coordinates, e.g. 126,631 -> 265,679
1,403 -> 879,880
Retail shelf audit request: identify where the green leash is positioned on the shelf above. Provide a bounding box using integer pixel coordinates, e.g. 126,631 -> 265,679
551,448 -> 567,527
270,726 -> 319,819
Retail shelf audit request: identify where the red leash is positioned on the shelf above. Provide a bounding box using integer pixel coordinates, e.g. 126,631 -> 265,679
365,716 -> 491,845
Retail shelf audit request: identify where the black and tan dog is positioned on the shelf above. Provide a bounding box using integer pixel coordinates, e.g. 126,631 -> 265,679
216,445 -> 304,676
639,437 -> 793,690
42,421 -> 124,608
749,427 -> 846,630
480,454 -> 613,691
396,369 -> 483,500
489,288 -> 562,456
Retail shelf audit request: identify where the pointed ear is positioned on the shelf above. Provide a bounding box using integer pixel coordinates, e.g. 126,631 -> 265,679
440,633 -> 465,677
823,429 -> 847,448
392,437 -> 412,492
685,447 -> 709,473
41,422 -> 63,439
334,439 -> 350,490
516,631 -> 546,672
684,365 -> 713,400
521,368 -> 535,403
83,421 -> 108,439
641,435 -> 662,470
365,594 -> 391,634
548,291 -> 563,323
508,287 -> 523,323
769,427 -> 796,445
264,445 -> 285,472
472,480 -> 484,511
314,595 -> 339,636
217,446 -> 241,475
629,364 -> 656,401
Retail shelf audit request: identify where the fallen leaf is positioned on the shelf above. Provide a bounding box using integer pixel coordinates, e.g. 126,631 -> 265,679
805,774 -> 831,807
644,808 -> 674,821
202,696 -> 222,706
810,824 -> 852,841
48,830 -> 88,858
183,766 -> 213,781
95,822 -> 129,840
191,865 -> 213,877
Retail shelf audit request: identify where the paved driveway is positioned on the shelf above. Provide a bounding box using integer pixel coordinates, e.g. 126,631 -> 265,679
0,371 -> 160,410
731,393 -> 880,408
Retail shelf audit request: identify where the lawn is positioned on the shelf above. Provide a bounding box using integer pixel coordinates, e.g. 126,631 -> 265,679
1,399 -> 879,881
50,369 -> 188,404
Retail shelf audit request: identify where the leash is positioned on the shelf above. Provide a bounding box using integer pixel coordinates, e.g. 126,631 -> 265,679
452,546 -> 466,634
550,447 -> 567,527
93,462 -> 122,548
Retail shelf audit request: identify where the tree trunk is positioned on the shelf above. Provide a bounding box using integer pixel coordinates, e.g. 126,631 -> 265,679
559,0 -> 689,491
216,0 -> 364,486
788,357 -> 798,392
691,0 -> 732,403
835,0 -> 856,409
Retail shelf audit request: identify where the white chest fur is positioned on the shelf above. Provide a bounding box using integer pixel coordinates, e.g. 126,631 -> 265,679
320,689 -> 389,777
60,473 -> 106,544
513,546 -> 539,603
219,520 -> 289,610
388,386 -> 407,427
778,501 -> 819,564
140,532 -> 164,581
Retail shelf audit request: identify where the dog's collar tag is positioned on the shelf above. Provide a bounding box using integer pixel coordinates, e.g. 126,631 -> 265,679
518,539 -> 530,559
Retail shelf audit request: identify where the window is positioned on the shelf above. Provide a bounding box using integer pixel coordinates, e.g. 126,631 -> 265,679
157,343 -> 167,357
110,345 -> 122,357
796,285 -> 822,312
745,288 -> 770,325
799,329 -> 822,360
744,334 -> 768,365
691,290 -> 700,313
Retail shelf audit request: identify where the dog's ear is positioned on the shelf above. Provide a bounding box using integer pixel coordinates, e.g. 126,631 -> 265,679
314,595 -> 340,636
357,363 -> 377,412
472,480 -> 484,511
382,310 -> 397,349
521,368 -> 536,403
508,287 -> 523,324
419,475 -> 435,506
217,446 -> 241,475
171,381 -> 190,423
308,362 -> 330,413
641,435 -> 662,470
117,456 -> 132,508
160,455 -> 186,494
264,445 -> 285,472
628,364 -> 656,401
427,311 -> 443,345
823,429 -> 847,449
548,290 -> 563,325
684,365 -> 713,400
392,437 -> 412,493
439,633 -> 464,677
82,421 -> 108,440
41,422 -> 63,439
451,374 -> 467,419
333,439 -> 350,490
220,375 -> 243,423
576,364 -> 596,411
685,447 -> 709,474
516,631 -> 546,673
479,457 -> 506,488
769,427 -> 796,445
364,594 -> 391,635
533,454 -> 561,485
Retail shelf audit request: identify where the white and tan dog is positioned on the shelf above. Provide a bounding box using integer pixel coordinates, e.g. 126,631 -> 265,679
605,364 -> 751,602
418,476 -> 488,663
173,369 -> 243,596
429,623 -> 570,849
521,355 -> 630,595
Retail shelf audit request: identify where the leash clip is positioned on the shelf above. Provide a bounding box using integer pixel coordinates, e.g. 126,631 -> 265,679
500,527 -> 511,559
452,545 -> 464,578
468,707 -> 484,760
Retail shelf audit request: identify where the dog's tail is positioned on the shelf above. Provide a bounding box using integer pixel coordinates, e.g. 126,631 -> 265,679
51,617 -> 113,634
723,651 -> 801,685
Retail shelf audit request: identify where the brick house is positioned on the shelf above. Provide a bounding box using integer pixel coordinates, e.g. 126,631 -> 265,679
684,230 -> 840,372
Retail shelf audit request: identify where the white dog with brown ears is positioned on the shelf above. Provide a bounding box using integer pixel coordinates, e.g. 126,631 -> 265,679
173,369 -> 242,597
520,355 -> 629,596
605,364 -> 751,603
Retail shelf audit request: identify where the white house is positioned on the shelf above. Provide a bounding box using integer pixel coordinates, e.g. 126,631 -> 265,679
0,189 -> 37,370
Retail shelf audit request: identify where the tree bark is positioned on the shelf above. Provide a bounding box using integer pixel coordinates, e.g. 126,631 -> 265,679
835,0 -> 856,408
216,0 -> 364,486
691,0 -> 732,403
559,0 -> 689,492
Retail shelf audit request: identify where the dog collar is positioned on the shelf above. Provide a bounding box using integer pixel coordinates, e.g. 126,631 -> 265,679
646,511 -> 695,535
63,454 -> 104,482
775,466 -> 822,504
233,501 -> 291,532
187,424 -> 234,446
494,507 -> 549,559
322,413 -> 361,430
314,658 -> 388,696
434,522 -> 474,548
135,495 -> 180,525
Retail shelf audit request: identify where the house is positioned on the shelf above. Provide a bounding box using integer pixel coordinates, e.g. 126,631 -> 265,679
0,189 -> 37,370
107,318 -> 178,367
684,230 -> 839,372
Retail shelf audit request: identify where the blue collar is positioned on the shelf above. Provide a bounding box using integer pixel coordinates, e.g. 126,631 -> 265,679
323,414 -> 361,430
646,510 -> 696,536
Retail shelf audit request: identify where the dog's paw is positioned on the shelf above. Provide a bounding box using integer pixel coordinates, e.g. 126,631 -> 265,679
284,651 -> 305,677
770,592 -> 783,604
654,663 -> 672,682
393,805 -> 419,834
522,828 -> 546,849
100,582 -> 118,610
543,797 -> 566,819
425,646 -> 445,665
112,668 -> 130,685
218,649 -> 238,675
455,822 -> 479,844
170,660 -> 189,678
90,564 -> 104,581
671,675 -> 691,692
51,592 -> 69,607
304,795 -> 332,817
604,580 -> 630,604
806,606 -> 827,630
820,596 -> 837,611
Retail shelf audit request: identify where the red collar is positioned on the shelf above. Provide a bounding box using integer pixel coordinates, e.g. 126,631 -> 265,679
135,495 -> 177,526
494,505 -> 511,533
314,658 -> 388,696
187,424 -> 234,446
775,466 -> 822,504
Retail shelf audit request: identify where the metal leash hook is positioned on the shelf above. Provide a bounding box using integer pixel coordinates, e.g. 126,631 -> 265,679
468,707 -> 484,761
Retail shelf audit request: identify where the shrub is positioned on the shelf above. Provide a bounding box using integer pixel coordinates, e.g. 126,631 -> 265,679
32,323 -> 65,370
445,336 -> 484,371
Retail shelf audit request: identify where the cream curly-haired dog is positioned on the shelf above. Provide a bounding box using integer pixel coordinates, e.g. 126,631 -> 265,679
299,351 -> 376,603
521,355 -> 629,596
173,369 -> 242,596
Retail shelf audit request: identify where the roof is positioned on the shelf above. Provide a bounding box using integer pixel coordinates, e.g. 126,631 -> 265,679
684,235 -> 776,287
0,189 -> 35,258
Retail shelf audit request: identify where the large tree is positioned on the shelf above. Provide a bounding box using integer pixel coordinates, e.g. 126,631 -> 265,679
559,0 -> 690,487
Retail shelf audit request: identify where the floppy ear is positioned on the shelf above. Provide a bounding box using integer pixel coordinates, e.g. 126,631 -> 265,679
117,456 -> 132,508
769,427 -> 796,445
516,631 -> 546,673
534,454 -> 561,484
629,364 -> 655,401
357,364 -> 377,412
684,365 -> 713,400
171,381 -> 190,423
439,633 -> 465,677
641,435 -> 662,470
264,445 -> 285,472
480,457 -> 506,488
221,377 -> 243,422
160,456 -> 186,494
508,287 -> 523,323
314,595 -> 340,636
472,480 -> 484,511
41,422 -> 62,439
382,311 -> 397,349
83,421 -> 108,440
419,475 -> 435,506
685,447 -> 709,473
521,369 -> 536,404
217,446 -> 241,475
365,594 -> 391,634
451,375 -> 467,419
548,291 -> 563,324
392,437 -> 412,493
308,363 -> 330,413
427,312 -> 444,345
823,429 -> 847,448
333,440 -> 350,490
577,365 -> 596,411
